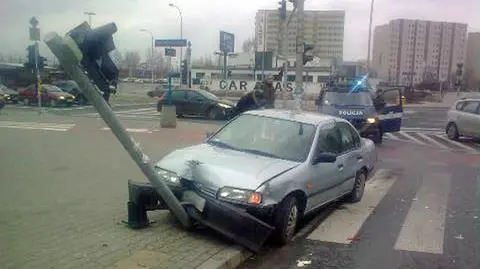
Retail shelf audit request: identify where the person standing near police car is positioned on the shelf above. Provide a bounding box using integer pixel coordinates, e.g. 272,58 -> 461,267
263,76 -> 276,109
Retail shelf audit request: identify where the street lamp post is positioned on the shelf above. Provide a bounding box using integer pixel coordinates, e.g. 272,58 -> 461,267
169,3 -> 183,85
366,0 -> 374,73
140,29 -> 155,83
84,12 -> 96,26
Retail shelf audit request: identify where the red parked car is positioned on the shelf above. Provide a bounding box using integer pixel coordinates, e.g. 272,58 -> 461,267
18,84 -> 76,107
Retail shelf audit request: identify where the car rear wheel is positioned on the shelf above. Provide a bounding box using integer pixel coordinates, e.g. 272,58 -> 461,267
446,123 -> 459,140
272,195 -> 298,245
347,171 -> 366,203
23,98 -> 30,106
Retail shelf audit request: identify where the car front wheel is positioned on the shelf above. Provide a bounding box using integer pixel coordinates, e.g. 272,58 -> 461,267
347,171 -> 366,203
446,122 -> 459,140
272,195 -> 299,245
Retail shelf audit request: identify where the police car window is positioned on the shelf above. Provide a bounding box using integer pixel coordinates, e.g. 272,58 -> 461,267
336,122 -> 356,151
381,90 -> 401,106
315,124 -> 342,155
324,91 -> 373,106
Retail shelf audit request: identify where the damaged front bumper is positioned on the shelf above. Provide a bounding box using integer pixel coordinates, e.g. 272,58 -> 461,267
126,180 -> 275,253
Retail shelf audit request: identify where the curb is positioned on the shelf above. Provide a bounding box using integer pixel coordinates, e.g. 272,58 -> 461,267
196,246 -> 252,269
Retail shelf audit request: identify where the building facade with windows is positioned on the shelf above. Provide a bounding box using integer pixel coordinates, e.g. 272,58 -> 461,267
372,19 -> 468,86
466,32 -> 480,88
254,9 -> 345,60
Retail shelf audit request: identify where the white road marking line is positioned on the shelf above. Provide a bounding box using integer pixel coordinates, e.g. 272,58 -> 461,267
398,131 -> 427,145
415,133 -> 450,150
115,108 -> 156,114
101,127 -> 151,133
394,173 -> 450,254
307,169 -> 395,244
0,125 -> 71,131
0,121 -> 75,132
383,133 -> 403,140
432,134 -> 479,152
401,127 -> 443,131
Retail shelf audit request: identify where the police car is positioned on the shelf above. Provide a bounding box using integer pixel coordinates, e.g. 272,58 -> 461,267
315,80 -> 403,144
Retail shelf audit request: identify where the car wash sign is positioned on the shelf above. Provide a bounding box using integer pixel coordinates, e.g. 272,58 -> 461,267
217,79 -> 294,92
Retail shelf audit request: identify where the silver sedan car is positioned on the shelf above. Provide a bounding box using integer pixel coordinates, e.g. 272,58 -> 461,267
446,96 -> 480,140
154,109 -> 378,244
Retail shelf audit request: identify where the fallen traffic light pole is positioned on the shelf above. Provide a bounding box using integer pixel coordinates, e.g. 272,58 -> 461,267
43,23 -> 191,229
44,22 -> 274,253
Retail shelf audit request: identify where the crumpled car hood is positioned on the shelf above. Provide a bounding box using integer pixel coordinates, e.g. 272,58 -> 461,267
155,143 -> 300,191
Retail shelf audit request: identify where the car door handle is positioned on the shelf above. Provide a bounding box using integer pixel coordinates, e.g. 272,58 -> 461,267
337,164 -> 344,171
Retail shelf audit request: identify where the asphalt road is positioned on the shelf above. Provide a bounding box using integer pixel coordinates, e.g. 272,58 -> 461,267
0,110 -> 236,269
402,106 -> 449,129
239,141 -> 480,269
1,101 -> 478,269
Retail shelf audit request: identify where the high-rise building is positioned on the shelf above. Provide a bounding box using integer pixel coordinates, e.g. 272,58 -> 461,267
254,9 -> 345,60
466,32 -> 480,88
372,19 -> 468,85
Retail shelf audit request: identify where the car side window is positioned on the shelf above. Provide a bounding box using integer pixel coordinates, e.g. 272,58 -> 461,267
187,91 -> 205,101
171,90 -> 186,101
315,125 -> 342,155
455,101 -> 465,110
336,122 -> 357,152
461,101 -> 479,114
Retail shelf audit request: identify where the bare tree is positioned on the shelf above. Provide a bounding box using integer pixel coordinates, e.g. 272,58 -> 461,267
242,37 -> 255,53
124,51 -> 141,77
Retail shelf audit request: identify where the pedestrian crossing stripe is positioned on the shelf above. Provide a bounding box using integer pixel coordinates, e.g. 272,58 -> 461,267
384,131 -> 479,153
307,169 -> 451,254
307,169 -> 395,244
0,121 -> 75,132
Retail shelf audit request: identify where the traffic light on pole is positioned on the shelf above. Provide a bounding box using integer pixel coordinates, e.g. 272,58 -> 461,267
66,22 -> 119,103
25,45 -> 35,68
181,60 -> 188,85
278,0 -> 287,20
38,56 -> 47,69
303,43 -> 314,65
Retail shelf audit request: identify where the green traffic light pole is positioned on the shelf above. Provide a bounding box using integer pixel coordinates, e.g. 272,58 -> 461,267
44,31 -> 191,229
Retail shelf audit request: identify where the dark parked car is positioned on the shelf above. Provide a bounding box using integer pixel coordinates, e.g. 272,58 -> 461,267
157,89 -> 235,120
0,84 -> 18,104
53,80 -> 88,105
18,84 -> 75,107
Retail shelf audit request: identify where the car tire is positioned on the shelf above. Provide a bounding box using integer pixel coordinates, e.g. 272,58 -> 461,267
346,170 -> 366,203
272,195 -> 299,245
23,98 -> 30,106
446,122 -> 459,140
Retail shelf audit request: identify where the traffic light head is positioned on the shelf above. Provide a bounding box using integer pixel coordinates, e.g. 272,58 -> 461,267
67,22 -> 119,94
26,45 -> 36,68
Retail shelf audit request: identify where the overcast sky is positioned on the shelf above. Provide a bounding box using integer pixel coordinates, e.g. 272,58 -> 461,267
0,0 -> 478,62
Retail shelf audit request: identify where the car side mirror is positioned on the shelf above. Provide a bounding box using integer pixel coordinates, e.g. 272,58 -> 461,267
205,131 -> 214,139
314,152 -> 337,164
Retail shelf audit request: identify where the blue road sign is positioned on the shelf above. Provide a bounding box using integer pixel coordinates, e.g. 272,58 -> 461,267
219,31 -> 235,53
155,39 -> 187,47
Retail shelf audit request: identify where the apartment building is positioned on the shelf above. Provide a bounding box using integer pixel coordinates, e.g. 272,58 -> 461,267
466,32 -> 480,88
254,9 -> 345,60
372,19 -> 468,85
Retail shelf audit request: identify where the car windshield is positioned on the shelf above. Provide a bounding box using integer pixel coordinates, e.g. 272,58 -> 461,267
43,85 -> 63,92
324,91 -> 373,106
198,90 -> 218,100
207,114 -> 316,162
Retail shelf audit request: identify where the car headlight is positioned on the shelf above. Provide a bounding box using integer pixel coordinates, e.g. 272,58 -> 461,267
218,187 -> 262,205
218,103 -> 232,109
59,96 -> 65,100
367,117 -> 376,124
155,168 -> 181,186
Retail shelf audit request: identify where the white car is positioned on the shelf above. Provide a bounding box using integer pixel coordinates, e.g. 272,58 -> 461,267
446,96 -> 480,140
